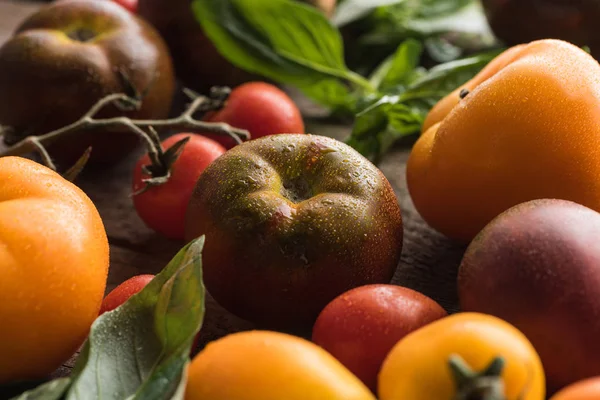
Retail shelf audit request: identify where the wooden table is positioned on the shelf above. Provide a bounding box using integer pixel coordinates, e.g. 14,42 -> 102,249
0,0 -> 467,380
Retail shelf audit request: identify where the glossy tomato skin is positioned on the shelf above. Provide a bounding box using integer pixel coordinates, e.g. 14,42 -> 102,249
378,312 -> 546,400
550,376 -> 600,400
133,133 -> 226,240
0,157 -> 109,384
99,274 -> 155,315
312,284 -> 447,392
203,82 -> 305,149
185,330 -> 376,400
184,134 -> 404,331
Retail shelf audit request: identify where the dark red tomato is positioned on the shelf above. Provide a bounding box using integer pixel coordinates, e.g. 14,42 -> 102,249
202,82 -> 305,149
132,133 -> 226,240
312,284 -> 448,393
99,274 -> 155,315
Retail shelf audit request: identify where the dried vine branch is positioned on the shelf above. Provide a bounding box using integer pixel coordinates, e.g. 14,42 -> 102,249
0,87 -> 250,179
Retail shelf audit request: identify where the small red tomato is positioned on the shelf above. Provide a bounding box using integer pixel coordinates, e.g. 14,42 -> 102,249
203,82 -> 305,148
132,133 -> 226,240
99,274 -> 155,315
312,284 -> 448,393
112,0 -> 138,13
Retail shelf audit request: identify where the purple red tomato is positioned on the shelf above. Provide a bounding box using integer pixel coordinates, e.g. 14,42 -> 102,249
312,284 -> 448,392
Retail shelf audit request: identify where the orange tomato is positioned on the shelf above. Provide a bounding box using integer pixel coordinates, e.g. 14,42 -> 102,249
185,330 -> 376,400
378,312 -> 545,400
0,157 -> 109,383
407,39 -> 600,243
550,377 -> 600,400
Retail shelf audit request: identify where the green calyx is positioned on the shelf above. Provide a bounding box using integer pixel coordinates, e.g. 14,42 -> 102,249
450,354 -> 507,400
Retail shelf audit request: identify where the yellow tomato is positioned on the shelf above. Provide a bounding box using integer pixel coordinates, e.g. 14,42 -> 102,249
378,312 -> 545,400
0,157 -> 109,383
185,330 -> 376,400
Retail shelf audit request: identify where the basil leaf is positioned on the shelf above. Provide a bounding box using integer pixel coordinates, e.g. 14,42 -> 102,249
64,237 -> 206,400
346,95 -> 425,160
301,79 -> 354,113
192,0 -> 374,106
370,39 -> 424,90
332,0 -> 404,27
9,378 -> 71,400
347,48 -> 498,160
404,49 -> 501,94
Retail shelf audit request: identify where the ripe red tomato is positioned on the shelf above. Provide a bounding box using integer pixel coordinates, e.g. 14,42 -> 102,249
99,274 -> 155,315
132,133 -> 226,240
113,0 -> 138,13
312,284 -> 448,393
202,82 -> 305,148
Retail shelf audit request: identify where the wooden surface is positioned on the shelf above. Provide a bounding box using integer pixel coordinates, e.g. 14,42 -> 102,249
0,0 -> 467,379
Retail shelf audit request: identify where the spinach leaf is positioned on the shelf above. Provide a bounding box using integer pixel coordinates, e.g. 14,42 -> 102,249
67,237 -> 205,400
191,0 -> 374,107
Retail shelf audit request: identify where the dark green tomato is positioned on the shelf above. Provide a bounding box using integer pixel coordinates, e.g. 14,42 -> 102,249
482,0 -> 600,57
0,0 -> 175,167
184,134 -> 403,331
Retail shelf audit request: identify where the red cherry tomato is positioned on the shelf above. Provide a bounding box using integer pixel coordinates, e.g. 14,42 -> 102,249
203,82 -> 305,148
99,274 -> 155,315
132,133 -> 226,240
111,0 -> 138,12
312,284 -> 448,393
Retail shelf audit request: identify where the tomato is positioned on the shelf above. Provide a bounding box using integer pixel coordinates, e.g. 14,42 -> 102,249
132,133 -> 226,240
185,330 -> 375,400
312,285 -> 447,393
202,82 -> 305,149
378,312 -> 546,400
112,0 -> 138,13
0,156 -> 109,384
184,134 -> 403,331
99,274 -> 155,315
550,377 -> 600,400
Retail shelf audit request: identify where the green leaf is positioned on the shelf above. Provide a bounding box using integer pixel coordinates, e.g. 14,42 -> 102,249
301,79 -> 354,113
64,237 -> 206,400
370,39 -> 424,90
332,0 -> 405,27
191,0 -> 374,105
347,49 -> 498,160
9,378 -> 71,400
404,49 -> 501,94
346,94 -> 425,160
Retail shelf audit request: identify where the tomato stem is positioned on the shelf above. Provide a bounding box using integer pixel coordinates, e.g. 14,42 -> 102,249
0,86 -> 250,176
449,354 -> 507,400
